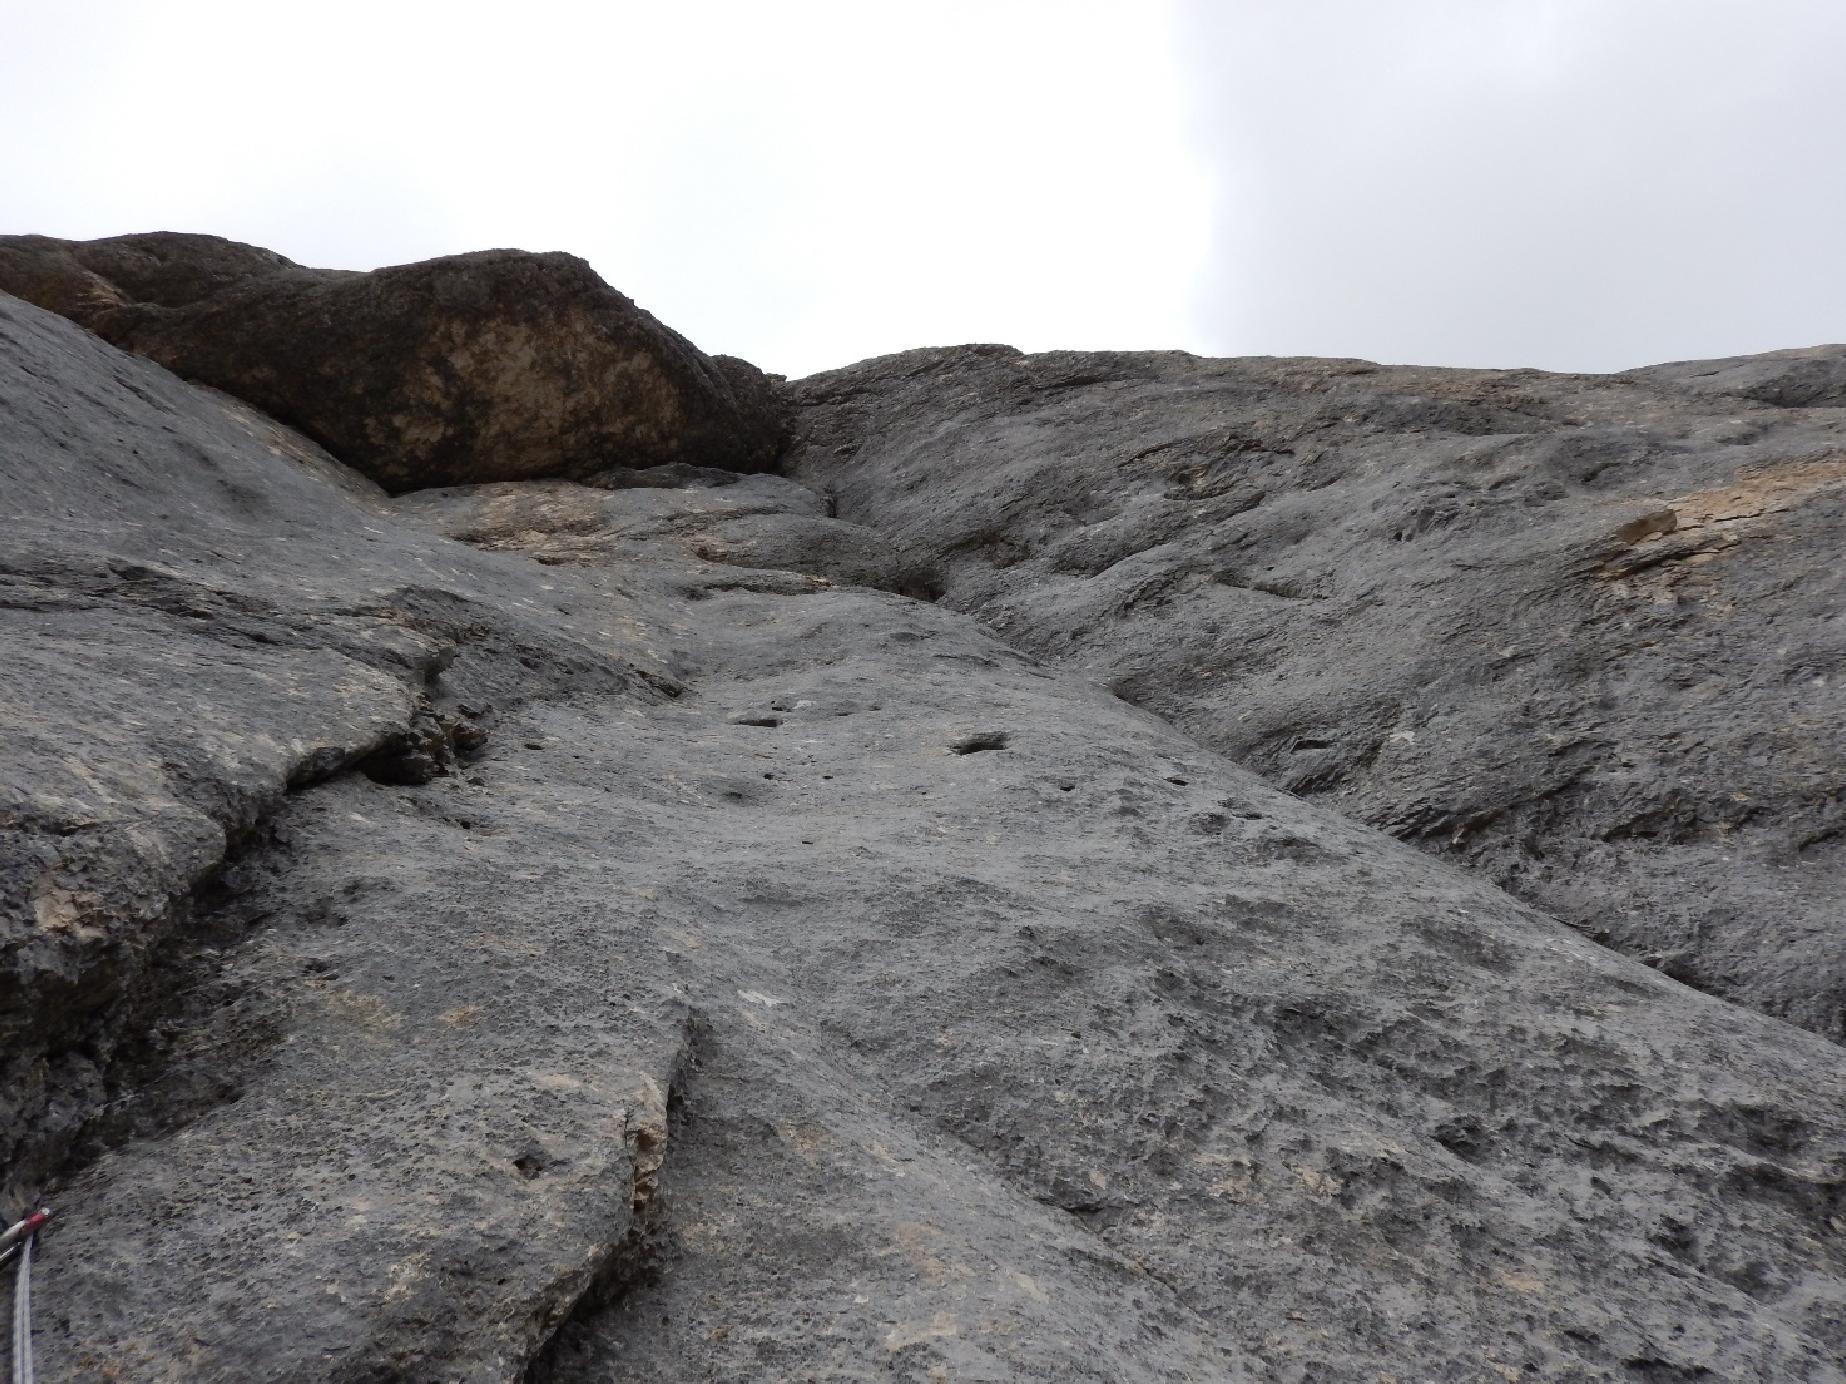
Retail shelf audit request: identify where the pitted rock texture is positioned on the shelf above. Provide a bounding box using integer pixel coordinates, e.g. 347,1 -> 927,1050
0,232 -> 787,491
787,344 -> 1846,1041
3,287 -> 1846,1381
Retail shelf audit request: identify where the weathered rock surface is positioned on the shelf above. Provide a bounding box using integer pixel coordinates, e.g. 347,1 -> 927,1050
788,345 -> 1846,1042
0,230 -> 295,327
0,232 -> 787,491
4,288 -> 1846,1381
393,466 -> 942,601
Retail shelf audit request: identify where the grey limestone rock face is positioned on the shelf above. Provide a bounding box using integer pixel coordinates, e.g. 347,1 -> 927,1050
0,232 -> 789,492
786,344 -> 1846,1042
2,287 -> 1845,1381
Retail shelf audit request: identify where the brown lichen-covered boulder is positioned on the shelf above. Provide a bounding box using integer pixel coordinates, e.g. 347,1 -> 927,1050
4,230 -> 299,313
0,231 -> 300,332
0,233 -> 787,491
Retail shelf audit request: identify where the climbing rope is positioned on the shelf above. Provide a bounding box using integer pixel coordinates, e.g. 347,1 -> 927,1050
2,1210 -> 50,1384
8,1235 -> 30,1384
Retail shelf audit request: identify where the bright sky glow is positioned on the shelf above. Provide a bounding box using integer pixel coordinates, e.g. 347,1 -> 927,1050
3,1 -> 1841,376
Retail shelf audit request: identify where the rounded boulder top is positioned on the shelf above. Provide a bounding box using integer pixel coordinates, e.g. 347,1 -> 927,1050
0,232 -> 789,492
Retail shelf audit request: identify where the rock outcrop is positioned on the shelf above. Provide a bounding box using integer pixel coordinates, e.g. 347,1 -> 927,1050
788,345 -> 1846,1041
0,230 -> 296,324
0,232 -> 787,491
3,272 -> 1845,1382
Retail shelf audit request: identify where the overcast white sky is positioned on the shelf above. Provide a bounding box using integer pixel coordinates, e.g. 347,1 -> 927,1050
4,1 -> 1842,377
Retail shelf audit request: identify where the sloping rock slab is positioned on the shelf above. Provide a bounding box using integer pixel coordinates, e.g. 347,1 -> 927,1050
0,232 -> 787,491
5,293 -> 1846,1381
786,344 -> 1846,1041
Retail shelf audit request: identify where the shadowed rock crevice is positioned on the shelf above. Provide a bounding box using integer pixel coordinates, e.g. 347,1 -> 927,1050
3,678 -> 413,1206
531,1007 -> 1253,1383
2,600 -> 608,1210
522,1020 -> 701,1384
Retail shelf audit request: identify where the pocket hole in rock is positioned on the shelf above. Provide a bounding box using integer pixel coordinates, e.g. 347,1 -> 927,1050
952,731 -> 1011,754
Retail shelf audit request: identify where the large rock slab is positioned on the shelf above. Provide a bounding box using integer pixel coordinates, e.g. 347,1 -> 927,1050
0,232 -> 787,491
787,344 -> 1846,1041
4,291 -> 1846,1380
